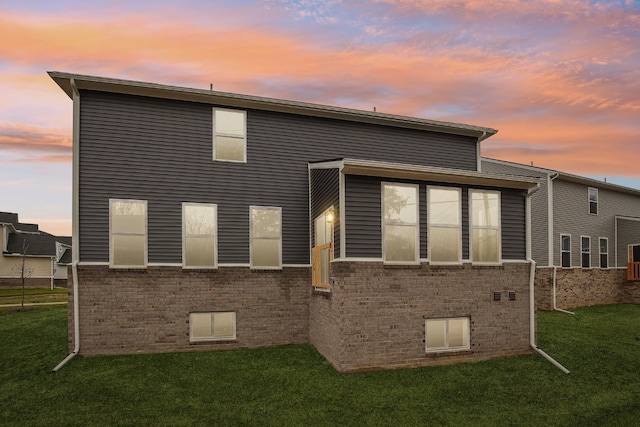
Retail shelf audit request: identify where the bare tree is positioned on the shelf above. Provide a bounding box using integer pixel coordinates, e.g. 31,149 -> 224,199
12,239 -> 34,309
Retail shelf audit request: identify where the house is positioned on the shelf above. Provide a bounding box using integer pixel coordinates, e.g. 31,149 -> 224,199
482,159 -> 640,309
0,212 -> 72,288
49,71 -> 542,373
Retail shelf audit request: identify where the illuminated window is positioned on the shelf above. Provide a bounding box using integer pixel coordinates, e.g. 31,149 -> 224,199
382,183 -> 419,263
426,318 -> 469,352
470,190 -> 501,263
183,203 -> 217,268
428,187 -> 461,263
250,206 -> 282,269
109,199 -> 147,268
190,312 -> 236,342
213,108 -> 246,162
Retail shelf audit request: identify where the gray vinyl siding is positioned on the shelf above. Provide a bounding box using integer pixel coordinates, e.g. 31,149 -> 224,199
310,168 -> 340,256
500,189 -> 527,260
79,91 -> 480,263
617,218 -> 640,267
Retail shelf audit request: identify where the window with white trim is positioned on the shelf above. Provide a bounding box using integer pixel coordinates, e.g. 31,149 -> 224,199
470,190 -> 501,263
581,236 -> 591,268
599,237 -> 608,269
588,187 -> 598,215
213,108 -> 246,162
183,203 -> 217,268
382,183 -> 419,263
250,206 -> 282,269
190,312 -> 236,342
561,234 -> 571,268
427,186 -> 461,263
425,318 -> 470,352
109,199 -> 147,268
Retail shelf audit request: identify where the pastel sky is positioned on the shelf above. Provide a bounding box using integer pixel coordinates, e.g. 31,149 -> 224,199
2,0 -> 639,236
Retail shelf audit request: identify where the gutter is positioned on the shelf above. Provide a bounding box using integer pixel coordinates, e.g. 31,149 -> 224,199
52,261 -> 79,372
552,266 -> 575,315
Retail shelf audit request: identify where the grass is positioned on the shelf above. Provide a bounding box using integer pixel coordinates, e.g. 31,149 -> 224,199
0,287 -> 67,305
1,304 -> 639,426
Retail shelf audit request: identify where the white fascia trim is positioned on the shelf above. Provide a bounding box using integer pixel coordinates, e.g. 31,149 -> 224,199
339,165 -> 346,260
3,254 -> 55,259
308,160 -> 344,170
332,257 -> 384,263
148,263 -> 183,267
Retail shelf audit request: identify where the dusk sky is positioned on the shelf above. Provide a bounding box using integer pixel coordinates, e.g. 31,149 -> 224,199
2,0 -> 639,236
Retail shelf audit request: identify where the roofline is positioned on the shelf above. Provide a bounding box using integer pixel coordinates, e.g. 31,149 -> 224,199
337,158 -> 538,190
48,71 -> 498,140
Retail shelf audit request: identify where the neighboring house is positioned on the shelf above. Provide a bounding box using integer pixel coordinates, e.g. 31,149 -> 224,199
50,71 -> 541,373
482,159 -> 640,309
0,212 -> 72,288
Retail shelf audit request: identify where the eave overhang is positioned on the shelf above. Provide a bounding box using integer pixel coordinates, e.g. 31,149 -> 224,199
48,71 -> 498,140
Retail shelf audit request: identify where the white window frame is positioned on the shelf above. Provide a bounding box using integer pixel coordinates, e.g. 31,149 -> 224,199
469,189 -> 501,265
581,235 -> 591,268
182,203 -> 218,269
189,312 -> 236,342
212,108 -> 247,163
588,187 -> 598,215
250,206 -> 282,270
427,186 -> 462,264
425,317 -> 470,353
381,182 -> 420,264
109,199 -> 147,269
599,237 -> 608,269
560,234 -> 571,268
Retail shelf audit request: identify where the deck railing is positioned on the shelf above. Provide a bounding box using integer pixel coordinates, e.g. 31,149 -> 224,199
628,262 -> 640,281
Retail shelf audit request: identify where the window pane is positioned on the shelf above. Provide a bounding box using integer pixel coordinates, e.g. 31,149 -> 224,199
191,313 -> 213,339
384,225 -> 417,262
252,209 -> 281,238
384,185 -> 417,223
430,226 -> 460,262
561,235 -> 571,251
426,320 -> 446,349
185,205 -> 216,236
582,253 -> 590,268
213,312 -> 235,338
471,192 -> 500,227
599,239 -> 608,253
472,229 -> 499,263
252,239 -> 280,267
448,318 -> 468,348
600,254 -> 608,269
185,236 -> 216,267
216,135 -> 245,162
215,110 -> 244,136
111,201 -> 145,234
581,237 -> 590,252
428,188 -> 459,225
112,234 -> 145,266
562,251 -> 571,268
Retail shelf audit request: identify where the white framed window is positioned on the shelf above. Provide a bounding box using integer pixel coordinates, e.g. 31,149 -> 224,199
109,199 -> 147,268
588,187 -> 598,215
581,236 -> 591,268
213,108 -> 246,162
427,186 -> 461,264
182,203 -> 217,268
560,234 -> 571,268
470,190 -> 501,264
190,312 -> 236,342
250,206 -> 282,269
425,317 -> 470,352
382,182 -> 419,263
599,237 -> 608,269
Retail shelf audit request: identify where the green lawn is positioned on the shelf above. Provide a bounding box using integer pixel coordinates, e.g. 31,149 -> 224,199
1,304 -> 639,426
0,287 -> 67,305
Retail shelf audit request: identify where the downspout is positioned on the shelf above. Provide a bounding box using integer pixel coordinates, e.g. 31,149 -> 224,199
52,78 -> 81,372
526,185 -> 570,374
552,266 -> 575,315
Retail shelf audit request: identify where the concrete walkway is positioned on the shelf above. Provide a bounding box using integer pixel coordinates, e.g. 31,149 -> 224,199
0,301 -> 67,308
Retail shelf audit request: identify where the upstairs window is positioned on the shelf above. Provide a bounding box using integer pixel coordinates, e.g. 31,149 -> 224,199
427,187 -> 461,264
110,199 -> 147,268
581,236 -> 591,268
183,203 -> 217,268
250,206 -> 282,269
470,190 -> 501,264
588,187 -> 598,215
213,108 -> 246,162
382,183 -> 419,263
561,234 -> 571,268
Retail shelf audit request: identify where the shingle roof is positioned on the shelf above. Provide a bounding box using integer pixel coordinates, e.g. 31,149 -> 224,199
0,211 -> 40,232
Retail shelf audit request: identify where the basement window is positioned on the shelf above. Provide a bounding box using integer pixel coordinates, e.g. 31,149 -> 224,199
190,312 -> 236,342
425,317 -> 470,352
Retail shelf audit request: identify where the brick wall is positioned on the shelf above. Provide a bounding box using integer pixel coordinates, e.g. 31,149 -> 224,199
309,261 -> 534,373
68,266 -> 310,355
535,267 -> 634,311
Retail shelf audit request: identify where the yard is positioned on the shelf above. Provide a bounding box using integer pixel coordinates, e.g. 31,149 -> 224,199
1,304 -> 638,426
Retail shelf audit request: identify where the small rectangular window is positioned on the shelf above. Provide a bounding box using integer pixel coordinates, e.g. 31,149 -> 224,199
470,190 -> 501,264
190,312 -> 236,342
425,318 -> 469,352
561,234 -> 571,268
213,108 -> 246,162
183,203 -> 217,268
599,238 -> 608,269
250,206 -> 282,269
589,187 -> 598,215
428,187 -> 461,264
382,183 -> 419,263
581,236 -> 591,268
110,199 -> 147,268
